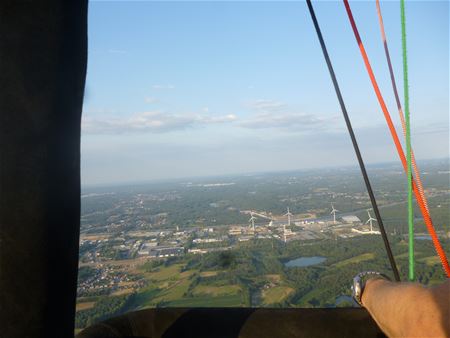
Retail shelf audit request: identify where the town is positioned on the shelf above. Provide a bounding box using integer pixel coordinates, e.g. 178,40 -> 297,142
77,161 -> 449,301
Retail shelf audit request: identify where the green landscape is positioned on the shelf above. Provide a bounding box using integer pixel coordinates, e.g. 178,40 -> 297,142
76,234 -> 448,329
76,160 -> 449,330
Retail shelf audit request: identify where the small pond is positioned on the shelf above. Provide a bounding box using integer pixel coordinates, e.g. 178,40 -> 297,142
335,295 -> 354,307
284,256 -> 326,268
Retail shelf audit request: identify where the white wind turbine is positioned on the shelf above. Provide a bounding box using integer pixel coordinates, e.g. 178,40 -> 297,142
284,207 -> 293,226
366,209 -> 377,232
330,203 -> 339,224
248,212 -> 256,232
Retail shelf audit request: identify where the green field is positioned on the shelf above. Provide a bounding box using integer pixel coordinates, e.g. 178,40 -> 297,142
192,284 -> 241,297
395,251 -> 425,260
168,294 -> 244,307
262,286 -> 294,305
130,263 -> 245,308
418,256 -> 441,266
332,253 -> 375,268
145,264 -> 184,281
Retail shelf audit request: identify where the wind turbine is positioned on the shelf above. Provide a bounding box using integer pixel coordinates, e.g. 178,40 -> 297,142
248,212 -> 256,232
330,203 -> 339,224
366,209 -> 377,232
284,207 -> 293,226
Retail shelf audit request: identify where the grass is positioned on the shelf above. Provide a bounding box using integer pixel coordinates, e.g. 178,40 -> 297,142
179,269 -> 196,279
265,274 -> 282,283
262,286 -> 294,305
111,288 -> 134,296
199,271 -> 219,277
76,302 -> 96,311
167,294 -> 244,307
395,251 -> 423,260
297,287 -> 322,305
147,264 -> 184,281
129,287 -> 160,309
418,256 -> 441,266
129,262 -> 244,308
332,253 -> 375,268
77,296 -> 100,302
128,263 -> 204,308
192,285 -> 241,297
151,278 -> 192,303
132,282 -> 243,308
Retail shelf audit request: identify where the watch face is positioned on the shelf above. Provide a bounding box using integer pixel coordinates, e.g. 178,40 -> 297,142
352,276 -> 362,305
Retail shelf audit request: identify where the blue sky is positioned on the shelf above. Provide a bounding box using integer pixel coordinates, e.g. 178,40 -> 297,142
82,1 -> 449,186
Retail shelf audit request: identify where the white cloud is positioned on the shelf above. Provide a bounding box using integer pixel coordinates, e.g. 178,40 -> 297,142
199,114 -> 237,124
242,99 -> 338,132
82,111 -> 236,134
82,97 -> 338,135
239,112 -> 330,131
246,99 -> 286,112
144,97 -> 158,104
152,84 -> 175,90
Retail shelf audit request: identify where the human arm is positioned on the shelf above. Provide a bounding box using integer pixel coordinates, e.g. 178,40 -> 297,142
361,278 -> 450,337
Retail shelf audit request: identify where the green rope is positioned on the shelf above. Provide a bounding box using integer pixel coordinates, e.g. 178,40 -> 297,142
401,0 -> 414,281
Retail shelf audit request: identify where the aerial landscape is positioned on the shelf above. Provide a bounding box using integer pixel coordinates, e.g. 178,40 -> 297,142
76,159 -> 449,329
76,0 -> 449,333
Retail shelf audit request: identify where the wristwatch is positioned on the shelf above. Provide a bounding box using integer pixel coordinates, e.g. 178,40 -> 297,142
352,271 -> 390,307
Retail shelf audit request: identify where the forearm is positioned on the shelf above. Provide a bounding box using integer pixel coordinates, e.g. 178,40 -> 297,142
362,279 -> 450,337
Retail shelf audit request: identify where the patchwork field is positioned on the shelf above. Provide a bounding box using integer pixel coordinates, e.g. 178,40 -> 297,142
146,264 -> 185,281
262,286 -> 294,305
168,294 -> 244,307
418,256 -> 441,266
76,302 -> 96,311
111,288 -> 135,296
192,284 -> 241,296
199,271 -> 219,277
332,253 -> 375,268
130,263 -> 245,309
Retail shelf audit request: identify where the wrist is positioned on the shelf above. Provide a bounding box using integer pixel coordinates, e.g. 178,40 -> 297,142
361,278 -> 386,307
352,271 -> 390,307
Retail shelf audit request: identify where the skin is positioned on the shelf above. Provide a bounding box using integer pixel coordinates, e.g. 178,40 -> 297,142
362,278 -> 450,338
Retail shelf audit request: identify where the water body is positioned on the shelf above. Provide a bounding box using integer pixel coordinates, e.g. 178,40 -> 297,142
250,289 -> 262,307
284,256 -> 326,268
335,295 -> 354,307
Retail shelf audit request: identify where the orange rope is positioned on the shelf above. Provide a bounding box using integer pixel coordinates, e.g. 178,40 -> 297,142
343,0 -> 450,277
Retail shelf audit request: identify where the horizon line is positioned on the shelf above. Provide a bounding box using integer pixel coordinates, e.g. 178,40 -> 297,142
81,156 -> 449,189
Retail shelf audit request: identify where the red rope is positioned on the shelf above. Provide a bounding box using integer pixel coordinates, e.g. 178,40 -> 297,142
343,0 -> 450,277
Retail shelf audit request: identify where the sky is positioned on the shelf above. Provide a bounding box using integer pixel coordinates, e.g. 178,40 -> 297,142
82,1 -> 449,186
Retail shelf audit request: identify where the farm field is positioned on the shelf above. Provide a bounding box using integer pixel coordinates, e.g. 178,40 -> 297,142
332,253 -> 375,269
76,302 -> 96,311
262,286 -> 294,305
76,161 -> 449,330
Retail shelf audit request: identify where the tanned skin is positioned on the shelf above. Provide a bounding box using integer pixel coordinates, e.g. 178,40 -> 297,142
362,278 -> 450,338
